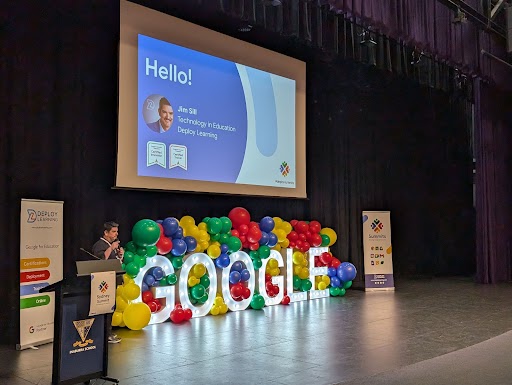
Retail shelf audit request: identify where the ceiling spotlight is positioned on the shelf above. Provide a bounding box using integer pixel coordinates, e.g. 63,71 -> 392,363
453,8 -> 467,24
360,30 -> 376,46
238,24 -> 253,33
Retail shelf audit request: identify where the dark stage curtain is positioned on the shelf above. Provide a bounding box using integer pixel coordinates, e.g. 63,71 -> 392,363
0,1 -> 473,343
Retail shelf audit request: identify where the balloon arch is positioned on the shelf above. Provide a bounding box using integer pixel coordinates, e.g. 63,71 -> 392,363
114,207 -> 356,330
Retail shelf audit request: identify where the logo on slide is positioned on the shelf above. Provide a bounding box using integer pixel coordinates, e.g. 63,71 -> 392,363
98,281 -> 108,293
72,318 -> 95,348
371,219 -> 384,233
280,161 -> 290,177
27,209 -> 37,223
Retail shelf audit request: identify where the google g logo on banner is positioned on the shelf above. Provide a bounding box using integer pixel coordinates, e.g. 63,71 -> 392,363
29,326 -> 35,333
27,209 -> 37,223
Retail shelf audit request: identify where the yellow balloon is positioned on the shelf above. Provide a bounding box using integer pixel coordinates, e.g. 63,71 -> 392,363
188,276 -> 199,287
281,238 -> 290,248
116,295 -> 128,312
214,296 -> 224,306
220,304 -> 228,314
210,305 -> 220,316
281,221 -> 293,234
123,303 -> 151,330
298,267 -> 309,280
320,227 -> 337,246
293,265 -> 302,276
119,320 -> 126,328
116,285 -> 124,297
207,244 -> 221,259
123,283 -> 141,301
273,217 -> 283,226
274,229 -> 287,243
199,240 -> 210,252
273,244 -> 282,251
268,259 -> 278,269
301,256 -> 309,267
193,263 -> 207,278
123,274 -> 134,285
111,311 -> 123,326
270,267 -> 280,276
180,215 -> 195,228
188,225 -> 199,239
292,251 -> 304,265
198,222 -> 207,231
315,276 -> 322,283
318,282 -> 327,290
198,229 -> 209,242
322,275 -> 331,285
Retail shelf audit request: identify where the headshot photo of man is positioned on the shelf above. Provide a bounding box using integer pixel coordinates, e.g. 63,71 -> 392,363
147,97 -> 174,133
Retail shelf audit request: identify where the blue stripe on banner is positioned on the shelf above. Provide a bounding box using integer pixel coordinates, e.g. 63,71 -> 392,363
20,282 -> 49,296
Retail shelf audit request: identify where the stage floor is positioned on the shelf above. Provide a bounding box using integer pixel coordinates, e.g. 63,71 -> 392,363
2,277 -> 512,385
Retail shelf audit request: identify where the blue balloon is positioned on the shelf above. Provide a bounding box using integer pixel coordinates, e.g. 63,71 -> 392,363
171,238 -> 187,256
229,271 -> 241,284
141,282 -> 149,292
162,217 -> 179,237
220,244 -> 229,254
152,280 -> 160,287
215,257 -> 224,269
330,276 -> 341,287
327,267 -> 337,277
267,232 -> 278,247
184,236 -> 197,252
219,254 -> 231,268
259,216 -> 275,233
259,232 -> 270,246
232,261 -> 244,272
240,269 -> 250,282
152,267 -> 164,281
144,274 -> 155,286
337,262 -> 357,282
172,227 -> 184,240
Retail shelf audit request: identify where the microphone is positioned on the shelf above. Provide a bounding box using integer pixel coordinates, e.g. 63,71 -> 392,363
80,248 -> 101,260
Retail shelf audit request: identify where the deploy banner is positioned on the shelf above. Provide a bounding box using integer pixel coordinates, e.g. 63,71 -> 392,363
19,199 -> 63,350
89,271 -> 116,316
362,211 -> 395,291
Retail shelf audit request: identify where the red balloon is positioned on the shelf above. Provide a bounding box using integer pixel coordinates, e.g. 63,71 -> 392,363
170,309 -> 185,323
228,207 -> 251,229
175,303 -> 182,309
289,241 -> 296,248
265,273 -> 272,282
239,235 -> 247,244
147,301 -> 158,313
242,287 -> 251,299
238,224 -> 249,235
247,227 -> 262,243
142,290 -> 153,303
230,284 -> 243,299
265,281 -> 274,293
295,221 -> 309,234
310,233 -> 323,247
249,242 -> 259,251
287,231 -> 299,241
295,240 -> 303,249
319,252 -> 332,265
231,229 -> 240,238
309,221 -> 322,233
242,241 -> 250,249
281,295 -> 290,305
272,285 -> 280,296
183,308 -> 193,320
249,221 -> 259,229
298,233 -> 307,242
157,223 -> 164,235
155,300 -> 162,311
156,236 -> 173,255
331,258 -> 341,268
301,242 -> 310,253
305,231 -> 312,240
290,220 -> 298,227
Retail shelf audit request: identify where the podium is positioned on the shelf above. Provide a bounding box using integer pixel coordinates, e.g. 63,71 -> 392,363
41,260 -> 124,385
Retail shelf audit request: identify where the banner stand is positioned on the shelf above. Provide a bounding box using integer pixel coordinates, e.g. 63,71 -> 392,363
362,211 -> 395,292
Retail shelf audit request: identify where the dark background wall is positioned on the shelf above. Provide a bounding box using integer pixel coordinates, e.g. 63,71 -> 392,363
0,1 -> 474,344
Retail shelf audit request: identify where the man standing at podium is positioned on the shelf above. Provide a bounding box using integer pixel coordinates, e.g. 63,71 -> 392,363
92,221 -> 124,344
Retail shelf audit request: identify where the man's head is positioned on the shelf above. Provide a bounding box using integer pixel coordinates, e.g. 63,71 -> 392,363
103,221 -> 119,242
158,97 -> 174,131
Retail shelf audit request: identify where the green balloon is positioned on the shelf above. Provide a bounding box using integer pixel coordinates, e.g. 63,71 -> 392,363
125,262 -> 140,278
166,273 -> 177,285
202,217 -> 211,224
320,234 -> 330,247
252,257 -> 262,270
258,245 -> 271,259
227,236 -> 241,253
343,280 -> 353,290
123,251 -> 135,265
132,219 -> 160,247
329,286 -> 341,296
207,217 -> 222,235
197,293 -> 209,304
191,284 -> 206,300
172,256 -> 183,269
146,245 -> 158,257
339,288 -> 346,296
190,296 -> 198,305
220,216 -> 232,233
135,255 -> 146,268
136,247 -> 147,257
219,233 -> 230,245
293,275 -> 301,290
300,279 -> 312,292
200,275 -> 210,288
250,294 -> 265,310
249,250 -> 259,259
211,233 -> 221,242
125,241 -> 137,253
121,263 -> 126,270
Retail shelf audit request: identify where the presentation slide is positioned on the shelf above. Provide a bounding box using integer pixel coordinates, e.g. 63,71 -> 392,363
137,34 -> 297,189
